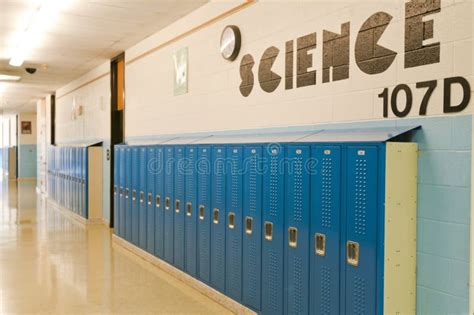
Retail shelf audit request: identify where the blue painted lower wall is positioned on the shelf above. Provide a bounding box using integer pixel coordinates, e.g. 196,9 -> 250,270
18,144 -> 37,178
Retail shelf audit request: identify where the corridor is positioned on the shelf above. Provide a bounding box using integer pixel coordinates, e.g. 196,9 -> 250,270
0,178 -> 231,314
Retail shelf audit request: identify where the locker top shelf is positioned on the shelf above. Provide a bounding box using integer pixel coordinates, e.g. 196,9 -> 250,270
53,141 -> 102,147
294,126 -> 420,143
192,131 -> 316,144
125,137 -> 176,145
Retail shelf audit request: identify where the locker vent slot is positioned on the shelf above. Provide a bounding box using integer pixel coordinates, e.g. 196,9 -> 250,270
320,267 -> 332,314
245,216 -> 253,235
249,153 -> 257,213
132,190 -> 137,201
315,233 -> 326,256
165,197 -> 170,210
175,199 -> 180,213
288,227 -> 298,248
347,241 -> 359,266
156,195 -> 161,208
140,192 -> 144,203
354,159 -> 368,235
353,276 -> 366,314
269,155 -> 279,217
292,156 -> 303,222
213,208 -> 219,224
264,221 -> 273,241
228,212 -> 235,229
147,193 -> 152,205
199,205 -> 205,220
186,202 -> 192,216
322,158 -> 333,228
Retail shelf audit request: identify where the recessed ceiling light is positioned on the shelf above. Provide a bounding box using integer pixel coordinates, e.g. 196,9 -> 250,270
0,74 -> 21,81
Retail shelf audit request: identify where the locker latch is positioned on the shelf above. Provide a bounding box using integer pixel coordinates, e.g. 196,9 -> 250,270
213,208 -> 219,224
264,221 -> 273,241
165,197 -> 170,210
125,188 -> 129,199
347,241 -> 360,267
132,190 -> 137,201
245,216 -> 253,235
113,186 -> 117,195
288,227 -> 298,248
156,195 -> 161,208
315,233 -> 326,256
119,187 -> 123,197
139,192 -> 144,203
186,202 -> 192,217
175,200 -> 181,213
228,212 -> 235,229
148,193 -> 152,205
199,205 -> 205,220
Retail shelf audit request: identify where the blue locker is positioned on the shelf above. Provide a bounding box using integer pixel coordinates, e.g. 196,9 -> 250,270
261,145 -> 285,315
131,147 -> 140,246
310,146 -> 342,315
154,146 -> 165,258
174,146 -> 186,270
83,147 -> 89,218
210,146 -> 226,292
284,146 -> 310,315
78,148 -> 83,216
146,146 -> 156,254
119,146 -> 126,238
344,146 -> 378,315
65,148 -> 69,209
242,146 -> 263,311
225,146 -> 243,301
125,147 -> 133,242
163,146 -> 175,264
139,147 -> 147,250
197,146 -> 211,283
185,146 -> 198,277
114,146 -> 120,235
62,147 -> 66,207
73,148 -> 78,214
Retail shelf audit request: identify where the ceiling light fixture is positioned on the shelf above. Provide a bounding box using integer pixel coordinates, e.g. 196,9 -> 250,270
9,0 -> 74,67
0,74 -> 21,82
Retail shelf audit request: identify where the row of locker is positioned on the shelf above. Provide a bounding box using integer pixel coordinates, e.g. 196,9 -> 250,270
113,138 -> 416,315
47,146 -> 89,219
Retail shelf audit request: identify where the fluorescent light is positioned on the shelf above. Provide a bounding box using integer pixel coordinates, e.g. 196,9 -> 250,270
0,74 -> 21,82
9,0 -> 74,67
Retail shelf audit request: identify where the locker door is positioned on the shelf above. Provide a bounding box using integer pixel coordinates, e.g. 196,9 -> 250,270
285,146 -> 311,315
225,146 -> 243,301
74,148 -> 78,214
65,148 -> 69,209
174,146 -> 185,270
210,146 -> 226,292
310,146 -> 342,315
242,146 -> 263,311
78,148 -> 82,215
119,147 -> 126,238
261,145 -> 285,315
131,147 -> 140,246
114,147 -> 120,232
146,146 -> 156,254
197,146 -> 211,283
125,147 -> 133,242
185,146 -> 197,277
139,147 -> 147,250
83,147 -> 89,219
155,147 -> 165,258
344,146 -> 378,315
164,147 -> 175,264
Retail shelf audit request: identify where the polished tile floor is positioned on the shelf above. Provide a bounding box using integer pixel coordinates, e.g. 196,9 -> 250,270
0,178 -> 231,314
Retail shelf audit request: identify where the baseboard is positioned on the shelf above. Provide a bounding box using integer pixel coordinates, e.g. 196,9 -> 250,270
112,235 -> 256,315
17,177 -> 36,182
46,198 -> 89,226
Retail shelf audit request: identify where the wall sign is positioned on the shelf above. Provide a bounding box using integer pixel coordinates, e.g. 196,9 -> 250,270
234,0 -> 471,117
174,47 -> 188,96
21,121 -> 32,134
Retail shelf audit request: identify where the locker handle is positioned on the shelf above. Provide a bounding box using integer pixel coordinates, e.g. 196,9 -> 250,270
156,195 -> 161,208
245,216 -> 253,235
228,212 -> 235,229
213,208 -> 219,224
288,227 -> 298,248
125,188 -> 129,199
199,205 -> 205,220
186,202 -> 192,217
119,187 -> 123,197
147,193 -> 152,205
175,199 -> 180,213
347,241 -> 359,267
315,233 -> 326,256
113,186 -> 117,195
139,192 -> 144,203
132,190 -> 137,201
165,197 -> 170,210
264,221 -> 273,241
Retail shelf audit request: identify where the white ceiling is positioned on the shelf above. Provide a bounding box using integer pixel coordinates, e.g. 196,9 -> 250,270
0,0 -> 208,113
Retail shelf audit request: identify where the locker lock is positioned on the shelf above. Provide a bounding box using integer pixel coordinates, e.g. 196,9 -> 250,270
288,227 -> 298,248
199,205 -> 205,220
113,186 -> 117,195
315,233 -> 326,256
132,190 -> 137,201
165,197 -> 171,210
228,212 -> 235,229
147,193 -> 152,205
175,199 -> 181,213
139,192 -> 144,203
213,208 -> 219,224
186,202 -> 192,217
245,216 -> 253,235
119,187 -> 123,197
125,188 -> 129,199
156,195 -> 161,208
347,241 -> 360,267
264,221 -> 273,241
